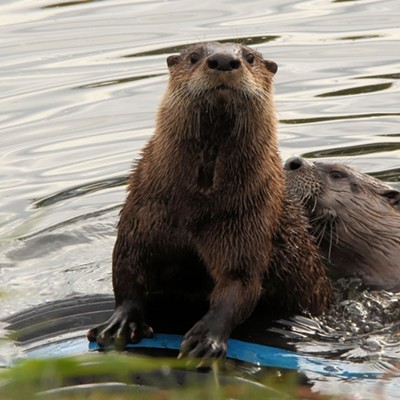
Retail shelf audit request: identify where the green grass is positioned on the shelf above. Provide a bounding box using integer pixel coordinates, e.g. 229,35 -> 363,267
0,353 -> 339,399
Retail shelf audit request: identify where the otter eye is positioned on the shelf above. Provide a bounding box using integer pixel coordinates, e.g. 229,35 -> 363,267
190,52 -> 200,64
245,53 -> 255,64
330,170 -> 346,180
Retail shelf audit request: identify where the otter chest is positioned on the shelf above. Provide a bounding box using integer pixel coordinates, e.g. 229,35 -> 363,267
197,140 -> 220,191
193,118 -> 237,192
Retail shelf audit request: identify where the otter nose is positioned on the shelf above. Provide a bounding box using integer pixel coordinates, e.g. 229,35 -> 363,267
284,156 -> 305,171
207,53 -> 241,71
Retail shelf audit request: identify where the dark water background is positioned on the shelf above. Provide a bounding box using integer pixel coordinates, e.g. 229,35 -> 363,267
0,0 -> 399,398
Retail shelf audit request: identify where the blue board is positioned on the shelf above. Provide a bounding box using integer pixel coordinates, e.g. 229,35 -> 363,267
88,334 -> 383,380
3,295 -> 384,381
25,333 -> 383,380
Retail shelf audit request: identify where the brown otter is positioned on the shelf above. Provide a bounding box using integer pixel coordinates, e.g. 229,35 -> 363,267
87,42 -> 333,358
284,156 -> 400,291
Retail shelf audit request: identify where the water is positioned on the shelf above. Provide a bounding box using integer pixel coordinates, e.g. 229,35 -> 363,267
1,0 -> 399,397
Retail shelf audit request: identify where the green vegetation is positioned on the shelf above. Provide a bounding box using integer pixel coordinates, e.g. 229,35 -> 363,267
0,353 -> 338,399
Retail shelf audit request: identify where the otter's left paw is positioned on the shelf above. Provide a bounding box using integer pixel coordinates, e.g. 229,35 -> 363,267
179,321 -> 227,359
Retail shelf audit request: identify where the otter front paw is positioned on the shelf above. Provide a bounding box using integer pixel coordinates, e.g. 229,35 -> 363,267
87,302 -> 153,349
179,321 -> 227,359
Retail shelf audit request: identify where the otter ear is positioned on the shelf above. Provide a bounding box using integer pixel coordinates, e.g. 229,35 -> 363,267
263,60 -> 278,74
380,189 -> 400,210
167,55 -> 181,68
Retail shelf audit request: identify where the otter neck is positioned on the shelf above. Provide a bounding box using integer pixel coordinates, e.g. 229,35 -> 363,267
197,103 -> 236,138
194,106 -> 231,190
161,96 -> 278,147
158,97 -> 283,195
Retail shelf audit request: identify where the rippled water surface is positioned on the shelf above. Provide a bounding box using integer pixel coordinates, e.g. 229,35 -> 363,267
1,0 -> 400,398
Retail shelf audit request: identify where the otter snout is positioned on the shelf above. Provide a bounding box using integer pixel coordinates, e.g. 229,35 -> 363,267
284,156 -> 308,171
207,53 -> 241,71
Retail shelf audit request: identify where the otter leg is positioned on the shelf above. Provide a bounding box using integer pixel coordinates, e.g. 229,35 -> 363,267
87,236 -> 154,349
179,276 -> 262,358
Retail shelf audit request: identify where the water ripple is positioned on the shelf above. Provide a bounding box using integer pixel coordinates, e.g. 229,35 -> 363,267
280,113 -> 400,125
43,0 -> 106,9
316,83 -> 392,97
76,73 -> 165,89
356,73 -> 400,80
302,142 -> 400,158
33,176 -> 128,208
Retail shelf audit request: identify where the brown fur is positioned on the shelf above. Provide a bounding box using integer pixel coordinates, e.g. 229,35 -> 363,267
285,156 -> 400,291
88,42 -> 333,358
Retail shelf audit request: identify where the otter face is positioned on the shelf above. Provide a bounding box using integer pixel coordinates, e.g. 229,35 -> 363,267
285,156 -> 400,289
166,42 -> 277,103
284,156 -> 399,218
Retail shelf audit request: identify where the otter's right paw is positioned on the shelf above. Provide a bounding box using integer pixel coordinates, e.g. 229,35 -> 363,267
87,303 -> 153,349
179,319 -> 227,359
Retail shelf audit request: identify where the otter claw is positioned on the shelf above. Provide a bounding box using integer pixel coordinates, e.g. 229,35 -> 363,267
180,324 -> 227,359
129,322 -> 154,343
86,327 -> 99,343
87,303 -> 152,349
87,320 -> 153,349
180,335 -> 226,359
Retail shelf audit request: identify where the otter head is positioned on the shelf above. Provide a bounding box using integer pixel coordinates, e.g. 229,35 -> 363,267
158,42 -> 279,140
165,42 -> 277,110
284,156 -> 400,217
284,156 -> 400,290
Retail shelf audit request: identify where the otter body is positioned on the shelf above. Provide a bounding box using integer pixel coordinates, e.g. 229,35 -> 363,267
285,157 -> 400,291
88,43 -> 333,358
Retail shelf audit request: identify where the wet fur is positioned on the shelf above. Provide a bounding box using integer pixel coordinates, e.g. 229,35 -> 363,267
285,158 -> 400,291
88,43 -> 333,358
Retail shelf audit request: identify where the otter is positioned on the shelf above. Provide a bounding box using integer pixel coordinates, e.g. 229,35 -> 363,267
284,156 -> 400,291
87,42 -> 333,358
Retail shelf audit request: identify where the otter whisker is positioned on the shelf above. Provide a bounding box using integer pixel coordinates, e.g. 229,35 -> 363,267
327,218 -> 335,263
310,211 -> 332,225
301,194 -> 312,208
312,218 -> 328,247
311,196 -> 318,213
332,217 -> 340,246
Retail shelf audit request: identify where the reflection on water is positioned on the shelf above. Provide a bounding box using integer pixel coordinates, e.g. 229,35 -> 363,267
303,142 -> 400,160
280,112 -> 400,125
33,176 -> 128,208
316,82 -> 392,97
339,34 -> 382,40
371,168 -> 400,183
358,73 -> 400,80
0,0 -> 399,398
42,0 -> 106,8
76,74 -> 165,89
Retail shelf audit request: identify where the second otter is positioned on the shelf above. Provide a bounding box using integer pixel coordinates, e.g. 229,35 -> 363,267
88,42 -> 333,358
285,156 -> 400,291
